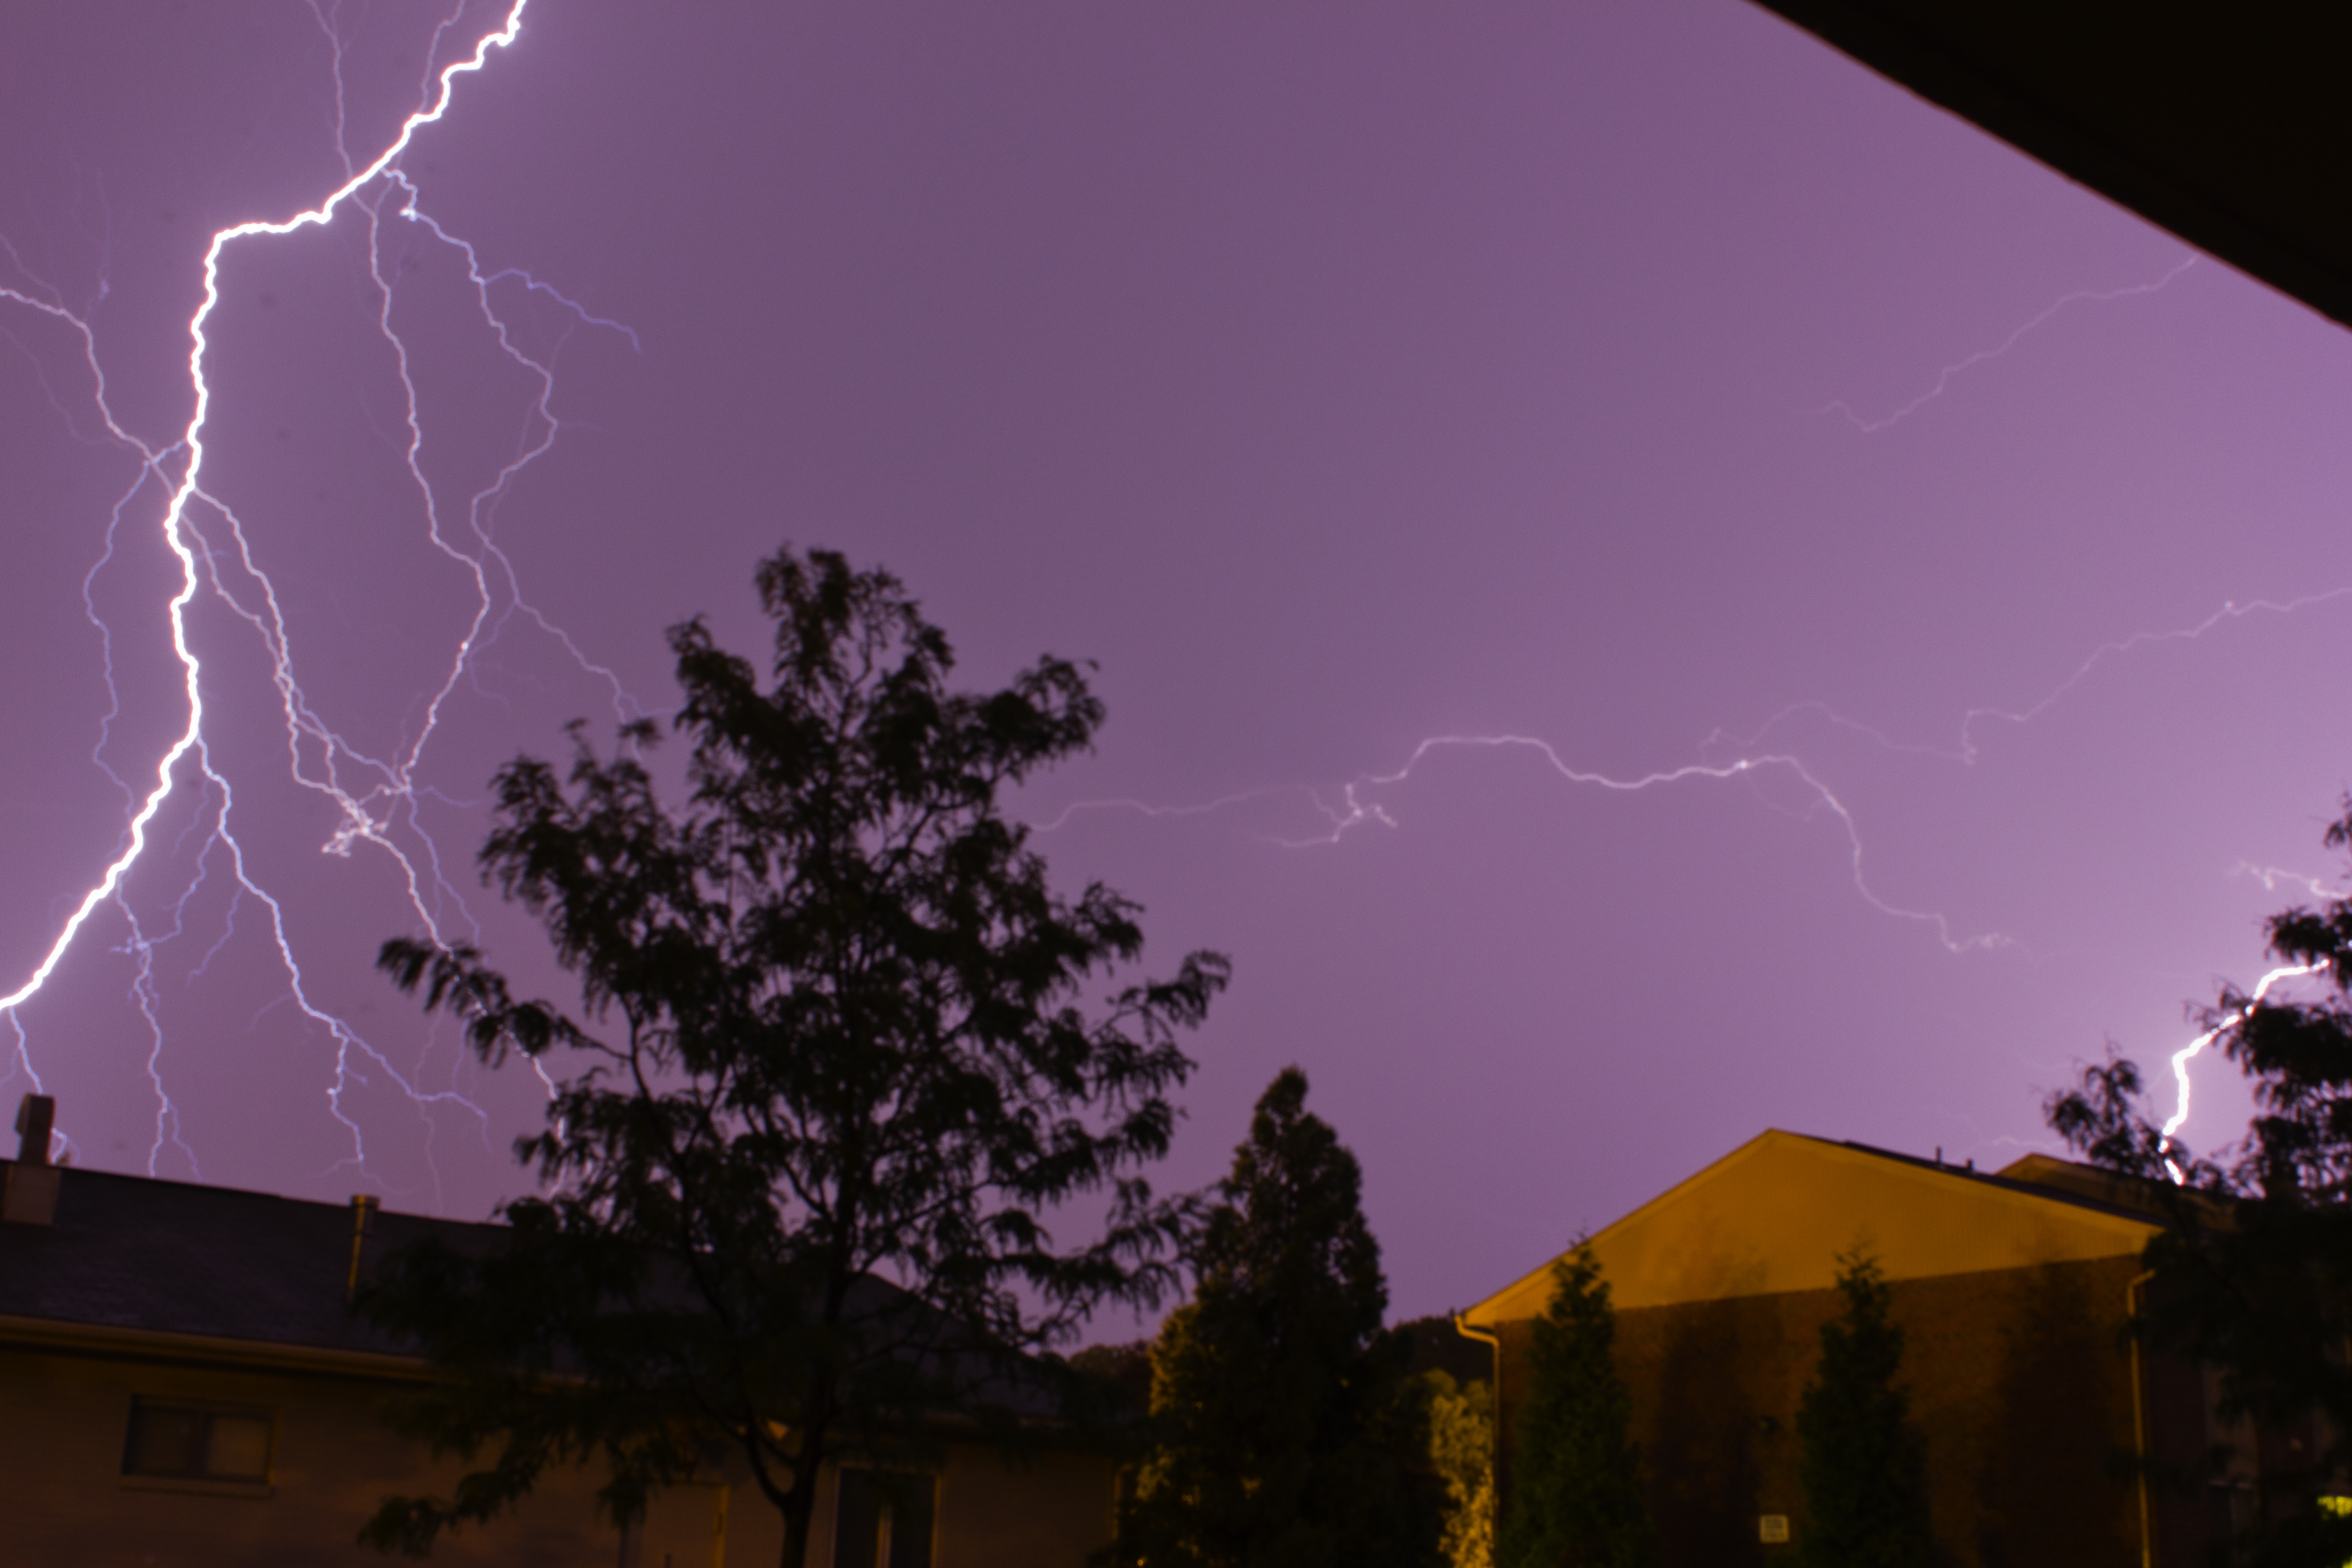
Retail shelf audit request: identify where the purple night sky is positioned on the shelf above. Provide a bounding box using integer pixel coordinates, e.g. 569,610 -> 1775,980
4,0 -> 2350,1328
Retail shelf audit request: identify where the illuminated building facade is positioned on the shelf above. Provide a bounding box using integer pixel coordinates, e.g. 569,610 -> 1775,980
1460,1132 -> 2269,1565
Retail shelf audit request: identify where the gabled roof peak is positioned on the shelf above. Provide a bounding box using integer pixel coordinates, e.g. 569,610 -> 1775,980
1462,1129 -> 2159,1326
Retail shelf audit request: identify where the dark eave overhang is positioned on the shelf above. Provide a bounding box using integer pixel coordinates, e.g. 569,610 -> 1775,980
1748,0 -> 2352,333
0,1311 -> 434,1383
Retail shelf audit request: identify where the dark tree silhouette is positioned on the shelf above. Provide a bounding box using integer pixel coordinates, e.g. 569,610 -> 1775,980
1794,1250 -> 1932,1568
1114,1067 -> 1440,1568
2047,801 -> 2352,1568
356,546 -> 1227,1567
1496,1247 -> 1653,1568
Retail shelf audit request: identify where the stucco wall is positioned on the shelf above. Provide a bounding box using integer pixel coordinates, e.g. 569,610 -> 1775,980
0,1341 -> 1117,1568
1492,1255 -> 2151,1568
0,1343 -> 630,1565
934,1443 -> 1119,1568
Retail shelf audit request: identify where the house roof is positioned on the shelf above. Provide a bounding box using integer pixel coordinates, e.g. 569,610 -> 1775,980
1461,1130 -> 2161,1326
0,1162 -> 497,1365
1748,0 -> 2352,333
0,1161 -> 1081,1425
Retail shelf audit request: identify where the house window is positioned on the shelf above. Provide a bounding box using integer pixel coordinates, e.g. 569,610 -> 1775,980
122,1399 -> 274,1483
833,1469 -> 935,1568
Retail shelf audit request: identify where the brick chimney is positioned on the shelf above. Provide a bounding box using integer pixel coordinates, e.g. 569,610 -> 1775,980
3,1094 -> 60,1225
15,1094 -> 52,1165
346,1193 -> 379,1303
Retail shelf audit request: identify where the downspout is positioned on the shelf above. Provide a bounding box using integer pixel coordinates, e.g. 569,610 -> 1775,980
2128,1268 -> 2157,1568
1455,1314 -> 1504,1550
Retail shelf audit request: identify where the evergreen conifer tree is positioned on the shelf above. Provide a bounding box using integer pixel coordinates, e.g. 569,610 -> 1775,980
1496,1247 -> 1652,1568
1795,1250 -> 1934,1568
1114,1067 -> 1439,1568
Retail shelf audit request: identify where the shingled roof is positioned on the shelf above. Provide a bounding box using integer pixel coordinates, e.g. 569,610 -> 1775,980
0,1160 -> 1082,1427
0,1162 -> 492,1362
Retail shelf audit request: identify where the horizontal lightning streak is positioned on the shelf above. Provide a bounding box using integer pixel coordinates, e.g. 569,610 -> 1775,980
2233,862 -> 2340,902
1036,738 -> 2003,954
1957,589 -> 2352,762
1720,587 -> 2352,775
1034,583 -> 2352,979
1314,737 -> 2001,953
1816,254 -> 2200,433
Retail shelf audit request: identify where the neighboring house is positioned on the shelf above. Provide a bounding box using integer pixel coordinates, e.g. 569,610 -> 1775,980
0,1099 -> 1116,1567
1459,1130 -> 2265,1568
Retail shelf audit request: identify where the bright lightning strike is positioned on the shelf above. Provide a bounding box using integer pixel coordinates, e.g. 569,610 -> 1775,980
0,0 -> 622,1196
2159,960 -> 2326,1184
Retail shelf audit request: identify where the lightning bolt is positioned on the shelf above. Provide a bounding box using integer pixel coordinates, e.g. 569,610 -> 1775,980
0,15 -> 2312,1199
1289,736 -> 1999,954
2232,862 -> 2341,902
1814,253 -> 2200,433
1722,589 -> 2352,770
1036,737 -> 2004,955
0,0 -> 622,1197
1031,240 -> 2325,977
2160,960 -> 2324,1183
1037,585 -> 2352,977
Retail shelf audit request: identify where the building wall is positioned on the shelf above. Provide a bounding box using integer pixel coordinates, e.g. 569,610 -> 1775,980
0,1340 -> 628,1565
0,1338 -> 1117,1568
754,1442 -> 1120,1568
1493,1255 -> 2154,1568
934,1443 -> 1119,1568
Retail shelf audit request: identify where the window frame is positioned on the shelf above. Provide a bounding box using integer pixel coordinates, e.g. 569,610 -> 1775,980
120,1396 -> 277,1494
830,1465 -> 939,1568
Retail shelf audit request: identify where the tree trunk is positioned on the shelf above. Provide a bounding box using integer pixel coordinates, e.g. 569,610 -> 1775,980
781,1475 -> 818,1568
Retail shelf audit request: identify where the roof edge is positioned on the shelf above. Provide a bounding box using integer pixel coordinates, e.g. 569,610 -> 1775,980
1461,1130 -> 2162,1326
1744,0 -> 2352,333
1461,1129 -> 1795,1325
0,1312 -> 436,1382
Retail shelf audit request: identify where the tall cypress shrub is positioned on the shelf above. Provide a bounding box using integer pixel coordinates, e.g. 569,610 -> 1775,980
1497,1247 -> 1653,1568
1114,1067 -> 1439,1568
1795,1250 -> 1933,1568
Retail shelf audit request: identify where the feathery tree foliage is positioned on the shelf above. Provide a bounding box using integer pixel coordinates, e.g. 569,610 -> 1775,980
1496,1247 -> 1652,1568
2047,800 -> 2352,1568
1424,1369 -> 1496,1568
356,546 -> 1227,1568
1114,1067 -> 1441,1568
1794,1250 -> 1932,1568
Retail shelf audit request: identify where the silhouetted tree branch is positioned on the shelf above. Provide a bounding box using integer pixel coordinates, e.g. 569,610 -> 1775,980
358,546 -> 1226,1568
2046,800 -> 2352,1568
